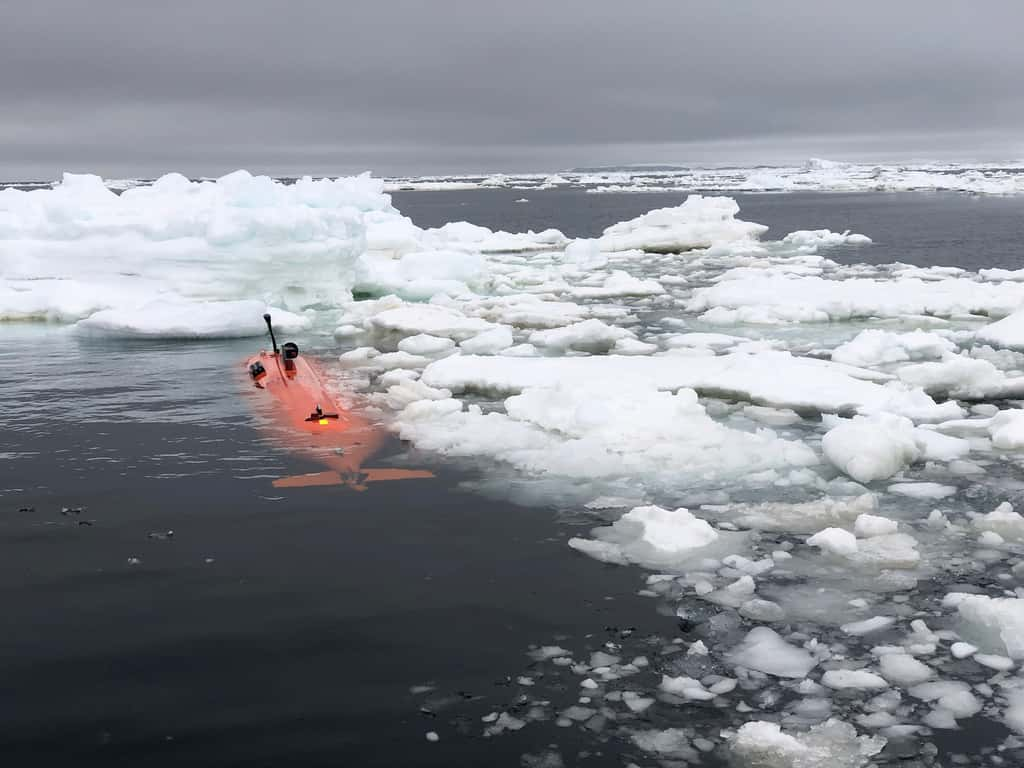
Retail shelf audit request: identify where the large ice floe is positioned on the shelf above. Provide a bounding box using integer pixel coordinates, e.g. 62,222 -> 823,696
13,169 -> 1024,763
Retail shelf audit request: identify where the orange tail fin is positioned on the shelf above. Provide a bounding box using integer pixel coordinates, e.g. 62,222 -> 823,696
273,468 -> 434,489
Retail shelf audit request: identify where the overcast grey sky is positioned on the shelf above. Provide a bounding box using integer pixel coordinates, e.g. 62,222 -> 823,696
2,0 -> 1022,179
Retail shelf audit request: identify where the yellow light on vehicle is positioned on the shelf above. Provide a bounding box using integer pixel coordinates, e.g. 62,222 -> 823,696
318,418 -> 329,425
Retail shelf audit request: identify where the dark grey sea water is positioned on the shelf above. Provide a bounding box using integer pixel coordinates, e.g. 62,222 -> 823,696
392,188 -> 1024,271
3,189 -> 1024,766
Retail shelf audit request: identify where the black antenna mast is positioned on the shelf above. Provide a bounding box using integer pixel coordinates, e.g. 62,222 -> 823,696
263,313 -> 279,354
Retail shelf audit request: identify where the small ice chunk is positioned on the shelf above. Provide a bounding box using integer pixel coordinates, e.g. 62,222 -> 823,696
821,669 -> 890,690
528,645 -> 570,661
528,318 -> 633,354
659,675 -> 717,701
743,405 -> 802,427
878,654 -> 934,687
888,482 -> 957,499
631,728 -> 698,760
807,527 -> 859,557
740,598 -> 786,622
569,505 -> 719,567
623,692 -> 655,713
954,594 -> 1024,659
841,616 -> 895,636
854,514 -> 899,538
729,719 -> 885,768
688,640 -> 709,656
974,653 -> 1014,671
397,334 -> 456,357
460,326 -> 515,355
973,502 -> 1024,540
822,415 -> 920,483
727,627 -> 817,678
950,642 -> 977,659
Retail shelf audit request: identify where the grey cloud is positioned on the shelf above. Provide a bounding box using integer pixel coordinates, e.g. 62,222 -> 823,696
2,0 -> 1023,178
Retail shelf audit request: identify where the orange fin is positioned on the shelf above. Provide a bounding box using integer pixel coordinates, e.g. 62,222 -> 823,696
360,468 -> 435,483
273,471 -> 344,488
272,468 -> 434,489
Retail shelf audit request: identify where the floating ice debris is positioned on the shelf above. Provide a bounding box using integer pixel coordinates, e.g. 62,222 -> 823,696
949,593 -> 1024,659
973,502 -> 1024,540
483,712 -> 526,737
950,642 -> 977,659
527,645 -> 571,661
727,627 -> 817,679
841,616 -> 895,636
853,514 -> 898,538
630,728 -> 699,761
831,329 -> 955,368
807,528 -> 859,557
688,273 -> 1024,325
397,334 -> 457,357
975,307 -> 1024,350
821,669 -> 889,690
596,195 -> 766,253
728,718 -> 885,768
822,415 -> 921,484
568,505 -> 723,568
887,482 -> 956,499
878,654 -> 934,687
706,494 -> 878,534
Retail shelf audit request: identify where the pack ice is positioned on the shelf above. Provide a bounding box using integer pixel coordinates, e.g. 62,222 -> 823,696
16,169 -> 1024,761
333,184 -> 1024,760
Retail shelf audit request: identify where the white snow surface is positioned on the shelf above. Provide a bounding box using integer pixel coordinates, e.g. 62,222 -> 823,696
1,170 -> 390,335
420,353 -> 959,421
689,274 -> 1024,325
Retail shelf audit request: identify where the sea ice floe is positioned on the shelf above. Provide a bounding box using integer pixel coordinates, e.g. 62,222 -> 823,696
420,352 -> 960,421
975,306 -> 1024,350
596,195 -> 767,253
728,719 -> 885,768
74,299 -> 310,338
949,593 -> 1024,659
877,653 -> 934,687
704,494 -> 878,535
831,329 -> 956,368
394,383 -> 817,495
821,415 -> 921,483
1,170 -> 389,334
727,627 -> 817,678
688,274 -> 1024,325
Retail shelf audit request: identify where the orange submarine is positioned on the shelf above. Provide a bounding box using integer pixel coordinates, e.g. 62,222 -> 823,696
245,314 -> 433,490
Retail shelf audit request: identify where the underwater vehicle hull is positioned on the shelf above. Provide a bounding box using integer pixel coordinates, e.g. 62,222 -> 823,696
245,316 -> 432,490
